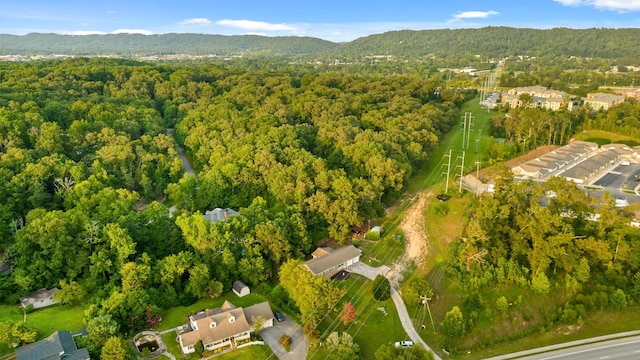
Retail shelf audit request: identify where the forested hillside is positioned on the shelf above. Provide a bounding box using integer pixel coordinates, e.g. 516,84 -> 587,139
3,27 -> 640,61
339,27 -> 640,60
0,33 -> 338,56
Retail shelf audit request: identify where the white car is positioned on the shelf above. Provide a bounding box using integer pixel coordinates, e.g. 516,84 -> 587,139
394,340 -> 414,348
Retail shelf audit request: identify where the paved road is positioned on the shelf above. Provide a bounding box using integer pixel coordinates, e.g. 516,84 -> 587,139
349,262 -> 441,360
261,317 -> 308,360
486,331 -> 640,360
517,336 -> 640,360
167,128 -> 197,177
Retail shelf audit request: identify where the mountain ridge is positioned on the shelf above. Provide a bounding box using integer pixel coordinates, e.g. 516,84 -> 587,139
2,27 -> 640,59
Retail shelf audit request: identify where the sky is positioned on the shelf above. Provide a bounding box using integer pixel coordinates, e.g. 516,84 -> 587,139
1,0 -> 640,43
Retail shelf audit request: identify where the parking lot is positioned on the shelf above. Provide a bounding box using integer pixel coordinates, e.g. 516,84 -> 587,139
590,162 -> 640,204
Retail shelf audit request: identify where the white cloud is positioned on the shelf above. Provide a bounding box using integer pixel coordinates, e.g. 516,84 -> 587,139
553,0 -> 640,11
451,10 -> 499,22
216,19 -> 297,31
178,18 -> 212,26
112,29 -> 153,35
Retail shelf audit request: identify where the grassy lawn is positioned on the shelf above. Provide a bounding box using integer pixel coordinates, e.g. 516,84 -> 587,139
574,129 -> 640,146
357,233 -> 405,268
157,292 -> 269,331
216,345 -> 275,360
308,274 -> 407,360
0,303 -> 86,356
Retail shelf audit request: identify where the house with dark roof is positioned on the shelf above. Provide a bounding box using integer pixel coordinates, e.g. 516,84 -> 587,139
15,330 -> 89,360
20,288 -> 59,309
304,245 -> 362,278
177,300 -> 273,354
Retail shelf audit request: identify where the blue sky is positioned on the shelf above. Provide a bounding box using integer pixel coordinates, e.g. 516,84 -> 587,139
1,0 -> 640,42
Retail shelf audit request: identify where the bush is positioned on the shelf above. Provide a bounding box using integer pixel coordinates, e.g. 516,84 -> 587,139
279,335 -> 291,351
434,203 -> 450,216
610,289 -> 628,309
372,275 -> 391,301
365,231 -> 380,240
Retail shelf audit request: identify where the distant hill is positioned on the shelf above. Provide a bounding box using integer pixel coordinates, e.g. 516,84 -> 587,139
2,28 -> 640,60
336,27 -> 640,60
0,33 -> 338,57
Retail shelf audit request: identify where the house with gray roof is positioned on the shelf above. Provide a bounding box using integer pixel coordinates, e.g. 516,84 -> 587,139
20,288 -> 59,309
15,330 -> 89,360
203,208 -> 239,223
304,245 -> 362,278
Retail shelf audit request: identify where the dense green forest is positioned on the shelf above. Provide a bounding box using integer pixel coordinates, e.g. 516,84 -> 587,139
3,27 -> 640,61
0,57 -> 467,357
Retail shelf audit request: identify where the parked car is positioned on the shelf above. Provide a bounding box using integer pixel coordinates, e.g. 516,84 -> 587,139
394,340 -> 414,348
274,311 -> 285,322
436,194 -> 451,201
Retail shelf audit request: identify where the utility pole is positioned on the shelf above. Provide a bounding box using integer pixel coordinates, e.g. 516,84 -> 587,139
461,114 -> 467,150
422,296 -> 436,333
466,113 -> 474,149
457,151 -> 465,193
442,149 -> 452,193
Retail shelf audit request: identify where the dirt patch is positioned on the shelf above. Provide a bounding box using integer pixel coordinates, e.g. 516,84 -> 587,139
401,191 -> 433,263
387,191 -> 434,287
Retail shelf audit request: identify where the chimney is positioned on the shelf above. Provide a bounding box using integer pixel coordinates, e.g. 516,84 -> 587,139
224,209 -> 229,220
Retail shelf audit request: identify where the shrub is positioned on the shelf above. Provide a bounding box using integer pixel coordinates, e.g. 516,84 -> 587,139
365,231 -> 380,240
610,289 -> 628,309
434,203 -> 450,216
279,335 -> 291,346
372,275 -> 391,301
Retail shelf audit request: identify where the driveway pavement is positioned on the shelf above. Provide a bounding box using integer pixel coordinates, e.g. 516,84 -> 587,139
348,262 -> 390,280
261,316 -> 308,360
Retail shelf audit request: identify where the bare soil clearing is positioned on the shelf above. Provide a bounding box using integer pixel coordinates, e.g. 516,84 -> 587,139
387,191 -> 434,287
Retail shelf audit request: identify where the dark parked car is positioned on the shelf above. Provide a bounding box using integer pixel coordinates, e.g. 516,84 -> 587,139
274,311 -> 285,322
436,194 -> 451,201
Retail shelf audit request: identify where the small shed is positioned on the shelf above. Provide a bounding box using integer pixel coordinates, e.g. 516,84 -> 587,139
232,280 -> 250,297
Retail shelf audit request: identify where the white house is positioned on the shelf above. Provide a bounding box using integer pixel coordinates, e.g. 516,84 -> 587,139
20,288 -> 59,309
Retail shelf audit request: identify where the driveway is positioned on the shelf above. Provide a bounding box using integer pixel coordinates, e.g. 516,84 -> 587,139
348,262 -> 390,280
261,316 -> 308,360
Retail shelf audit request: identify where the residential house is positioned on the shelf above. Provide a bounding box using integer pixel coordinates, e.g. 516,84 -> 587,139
584,93 -> 625,111
15,330 -> 89,360
232,280 -> 250,297
177,300 -> 273,355
304,245 -> 362,278
20,288 -> 59,309
203,208 -> 239,223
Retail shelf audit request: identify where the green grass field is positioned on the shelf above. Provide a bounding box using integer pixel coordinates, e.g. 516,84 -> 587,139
308,274 -> 407,360
0,303 -> 86,356
574,129 -> 640,146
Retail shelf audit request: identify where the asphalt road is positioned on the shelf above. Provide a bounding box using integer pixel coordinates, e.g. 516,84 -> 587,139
517,336 -> 640,360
